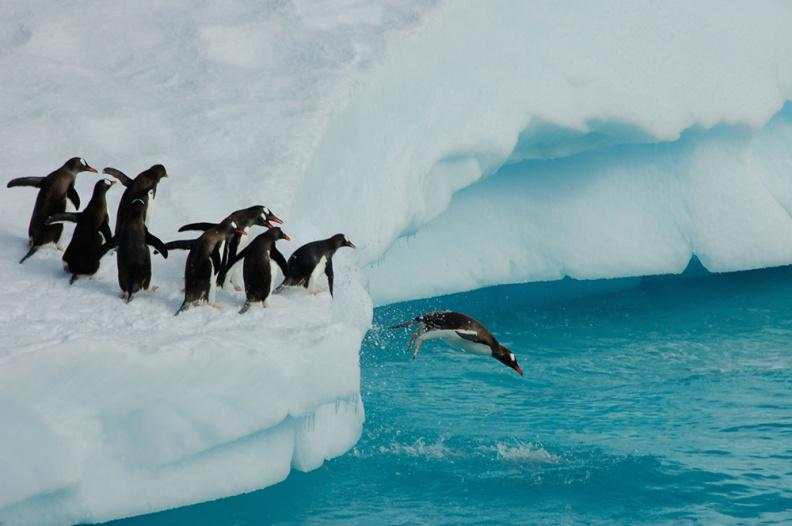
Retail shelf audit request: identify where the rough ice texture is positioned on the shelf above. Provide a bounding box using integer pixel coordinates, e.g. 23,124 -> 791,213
3,0 -> 792,524
290,1 -> 792,303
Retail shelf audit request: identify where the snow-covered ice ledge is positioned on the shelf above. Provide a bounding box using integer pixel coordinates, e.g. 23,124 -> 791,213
0,273 -> 369,526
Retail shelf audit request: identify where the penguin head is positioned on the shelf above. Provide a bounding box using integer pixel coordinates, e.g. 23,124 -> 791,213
330,233 -> 356,250
65,157 -> 98,174
94,178 -> 115,194
256,206 -> 283,228
493,345 -> 523,376
266,227 -> 291,242
148,164 -> 168,180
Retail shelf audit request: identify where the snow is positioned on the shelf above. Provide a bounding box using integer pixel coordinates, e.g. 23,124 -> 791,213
2,0 -> 792,523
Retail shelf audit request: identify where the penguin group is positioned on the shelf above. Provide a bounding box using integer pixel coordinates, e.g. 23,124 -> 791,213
9,157 -> 522,376
7,157 -> 356,315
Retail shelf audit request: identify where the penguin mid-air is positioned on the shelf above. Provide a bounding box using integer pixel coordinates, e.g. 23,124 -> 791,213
278,233 -> 355,296
389,311 -> 524,376
98,198 -> 168,303
103,164 -> 168,235
217,227 -> 291,313
46,178 -> 115,284
178,205 -> 286,289
7,157 -> 98,263
175,221 -> 242,315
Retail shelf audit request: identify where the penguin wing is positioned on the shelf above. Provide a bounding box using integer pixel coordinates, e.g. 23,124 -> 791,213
97,238 -> 118,260
164,239 -> 196,251
100,218 -> 112,244
7,176 -> 44,188
178,222 -> 217,233
103,167 -> 133,187
67,184 -> 80,210
46,212 -> 80,225
454,329 -> 489,345
145,230 -> 168,259
324,258 -> 335,296
218,244 -> 251,287
271,245 -> 289,276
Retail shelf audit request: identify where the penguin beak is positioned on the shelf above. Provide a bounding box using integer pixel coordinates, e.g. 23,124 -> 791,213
281,232 -> 292,241
344,240 -> 356,249
512,363 -> 524,376
266,213 -> 284,227
85,165 -> 98,173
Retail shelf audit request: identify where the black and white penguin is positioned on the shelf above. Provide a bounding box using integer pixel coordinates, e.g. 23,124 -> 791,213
7,157 -> 98,263
175,221 -> 242,315
278,233 -> 355,296
217,227 -> 291,313
178,205 -> 286,289
103,164 -> 168,235
98,198 -> 168,302
46,178 -> 115,284
389,311 -> 523,376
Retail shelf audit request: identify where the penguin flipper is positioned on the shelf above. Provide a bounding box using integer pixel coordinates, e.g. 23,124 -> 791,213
324,258 -> 334,297
102,167 -> 133,187
271,245 -> 289,276
218,244 -> 250,287
7,177 -> 44,188
178,222 -> 216,233
67,184 -> 80,210
163,239 -> 195,251
100,218 -> 112,244
46,212 -> 80,225
145,230 -> 168,259
97,239 -> 118,260
455,329 -> 488,345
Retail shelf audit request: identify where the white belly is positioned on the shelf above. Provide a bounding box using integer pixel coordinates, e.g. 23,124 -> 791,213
307,255 -> 328,293
418,329 -> 491,355
228,233 -> 250,289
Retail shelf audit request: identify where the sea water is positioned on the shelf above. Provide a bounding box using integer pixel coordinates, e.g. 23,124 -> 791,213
110,264 -> 792,524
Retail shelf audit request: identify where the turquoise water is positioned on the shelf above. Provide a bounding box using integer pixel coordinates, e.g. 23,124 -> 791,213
112,264 -> 792,525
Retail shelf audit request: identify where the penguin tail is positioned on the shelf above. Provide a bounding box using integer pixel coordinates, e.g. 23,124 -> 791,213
69,274 -> 78,285
19,246 -> 38,264
239,302 -> 251,315
175,300 -> 189,316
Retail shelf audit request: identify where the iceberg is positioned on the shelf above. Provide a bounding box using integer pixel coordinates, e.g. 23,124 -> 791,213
2,0 -> 792,524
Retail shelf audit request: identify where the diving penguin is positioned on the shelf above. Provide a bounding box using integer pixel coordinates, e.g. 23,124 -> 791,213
389,311 -> 524,376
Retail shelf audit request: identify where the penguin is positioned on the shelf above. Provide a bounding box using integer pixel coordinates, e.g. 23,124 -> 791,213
7,157 -> 98,263
217,227 -> 291,314
103,164 -> 168,235
389,311 -> 524,376
97,198 -> 168,302
178,206 -> 286,289
45,178 -> 115,284
277,234 -> 355,296
175,221 -> 242,315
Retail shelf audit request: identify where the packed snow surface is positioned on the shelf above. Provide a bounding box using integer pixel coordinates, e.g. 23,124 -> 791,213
2,0 -> 792,524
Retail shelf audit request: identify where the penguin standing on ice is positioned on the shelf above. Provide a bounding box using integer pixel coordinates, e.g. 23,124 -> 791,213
217,227 -> 291,313
177,206 -> 286,289
277,234 -> 355,296
175,221 -> 243,315
103,164 -> 168,235
46,178 -> 115,284
7,157 -> 98,263
98,199 -> 168,302
389,311 -> 524,376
